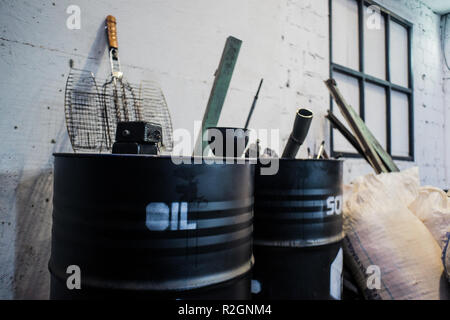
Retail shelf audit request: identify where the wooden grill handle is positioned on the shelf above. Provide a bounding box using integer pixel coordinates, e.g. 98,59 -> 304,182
106,15 -> 118,49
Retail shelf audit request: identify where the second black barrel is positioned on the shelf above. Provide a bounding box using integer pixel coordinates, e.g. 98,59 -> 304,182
252,159 -> 344,300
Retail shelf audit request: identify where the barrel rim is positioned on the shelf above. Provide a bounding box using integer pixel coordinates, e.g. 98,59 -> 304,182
53,153 -> 342,163
261,157 -> 343,163
53,153 -> 257,164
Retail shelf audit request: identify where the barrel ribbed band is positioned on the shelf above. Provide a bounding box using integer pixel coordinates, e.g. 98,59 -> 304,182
254,231 -> 345,248
49,258 -> 253,292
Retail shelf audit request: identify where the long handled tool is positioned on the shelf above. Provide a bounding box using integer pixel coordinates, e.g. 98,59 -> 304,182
102,15 -> 173,152
64,17 -> 173,153
102,15 -> 141,145
244,78 -> 263,129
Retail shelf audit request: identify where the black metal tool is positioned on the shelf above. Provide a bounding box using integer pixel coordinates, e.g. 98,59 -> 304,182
281,108 -> 313,159
244,78 -> 263,129
205,78 -> 262,158
112,121 -> 162,155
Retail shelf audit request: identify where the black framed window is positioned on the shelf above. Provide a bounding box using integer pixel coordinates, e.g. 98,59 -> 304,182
329,0 -> 414,161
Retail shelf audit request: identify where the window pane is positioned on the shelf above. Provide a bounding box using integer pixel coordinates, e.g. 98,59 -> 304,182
391,91 -> 409,157
365,83 -> 387,149
332,0 -> 359,70
390,21 -> 409,87
364,6 -> 386,79
332,72 -> 360,153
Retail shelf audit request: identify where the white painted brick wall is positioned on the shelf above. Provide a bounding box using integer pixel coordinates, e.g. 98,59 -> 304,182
0,0 -> 448,298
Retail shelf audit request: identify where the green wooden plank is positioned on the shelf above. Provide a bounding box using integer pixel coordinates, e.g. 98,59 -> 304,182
342,99 -> 389,173
326,78 -> 399,172
193,36 -> 242,155
351,111 -> 399,172
325,79 -> 388,173
330,81 -> 399,171
326,110 -> 370,163
367,129 -> 400,172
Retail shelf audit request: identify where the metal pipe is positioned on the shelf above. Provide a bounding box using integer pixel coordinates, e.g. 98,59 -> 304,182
281,108 -> 313,159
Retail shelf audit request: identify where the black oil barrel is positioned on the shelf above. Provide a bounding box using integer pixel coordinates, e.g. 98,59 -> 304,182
252,159 -> 344,300
49,154 -> 254,299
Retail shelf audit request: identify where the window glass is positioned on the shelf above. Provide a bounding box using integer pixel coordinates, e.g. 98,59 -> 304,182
330,0 -> 412,159
332,0 -> 359,70
364,5 -> 386,79
365,82 -> 387,149
391,90 -> 409,157
332,72 -> 360,153
390,21 -> 409,87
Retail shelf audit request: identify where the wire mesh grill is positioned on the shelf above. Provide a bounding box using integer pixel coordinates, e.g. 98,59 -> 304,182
140,80 -> 173,151
64,68 -> 173,153
64,69 -> 110,152
101,76 -> 141,148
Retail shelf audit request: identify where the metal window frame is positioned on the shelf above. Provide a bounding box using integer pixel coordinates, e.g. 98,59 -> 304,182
328,0 -> 414,161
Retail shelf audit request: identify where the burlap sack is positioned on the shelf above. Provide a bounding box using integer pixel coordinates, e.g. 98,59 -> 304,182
343,167 -> 449,299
